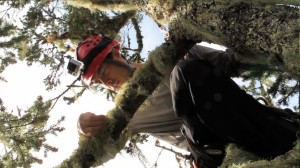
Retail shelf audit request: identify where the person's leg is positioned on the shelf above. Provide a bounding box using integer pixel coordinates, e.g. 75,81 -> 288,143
171,60 -> 226,167
170,59 -> 298,158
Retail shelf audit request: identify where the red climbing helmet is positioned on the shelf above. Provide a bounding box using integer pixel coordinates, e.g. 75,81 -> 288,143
72,35 -> 120,84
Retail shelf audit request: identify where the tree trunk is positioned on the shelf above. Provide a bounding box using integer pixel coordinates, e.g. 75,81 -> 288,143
68,0 -> 299,80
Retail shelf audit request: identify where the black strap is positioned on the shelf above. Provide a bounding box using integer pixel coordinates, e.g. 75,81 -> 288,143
79,36 -> 113,74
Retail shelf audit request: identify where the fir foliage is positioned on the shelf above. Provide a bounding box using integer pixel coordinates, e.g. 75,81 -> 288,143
0,97 -> 65,167
0,0 -> 137,91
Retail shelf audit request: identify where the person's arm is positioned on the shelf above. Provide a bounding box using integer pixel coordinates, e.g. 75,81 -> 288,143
186,45 -> 242,77
78,112 -> 109,136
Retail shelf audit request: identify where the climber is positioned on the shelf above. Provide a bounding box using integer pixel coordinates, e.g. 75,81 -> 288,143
69,35 -> 298,168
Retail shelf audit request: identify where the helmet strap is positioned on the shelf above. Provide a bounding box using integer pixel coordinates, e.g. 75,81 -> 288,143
78,36 -> 113,74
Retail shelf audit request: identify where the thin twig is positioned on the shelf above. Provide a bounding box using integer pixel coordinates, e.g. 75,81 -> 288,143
150,148 -> 164,168
155,143 -> 189,159
49,79 -> 79,111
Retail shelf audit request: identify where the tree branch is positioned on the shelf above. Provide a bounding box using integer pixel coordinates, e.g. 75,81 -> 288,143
49,79 -> 80,110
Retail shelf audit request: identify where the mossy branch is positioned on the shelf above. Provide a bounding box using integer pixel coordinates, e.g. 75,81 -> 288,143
220,140 -> 300,168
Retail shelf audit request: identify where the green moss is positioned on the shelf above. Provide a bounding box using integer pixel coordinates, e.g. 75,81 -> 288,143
221,144 -> 260,167
113,61 -> 162,115
219,0 -> 300,6
221,140 -> 300,168
148,44 -> 176,78
56,122 -> 129,168
137,83 -> 165,112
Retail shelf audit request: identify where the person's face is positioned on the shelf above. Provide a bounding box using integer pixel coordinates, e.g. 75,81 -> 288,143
91,49 -> 132,91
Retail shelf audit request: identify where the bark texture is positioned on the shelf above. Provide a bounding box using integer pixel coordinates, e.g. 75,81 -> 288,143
69,0 -> 299,80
